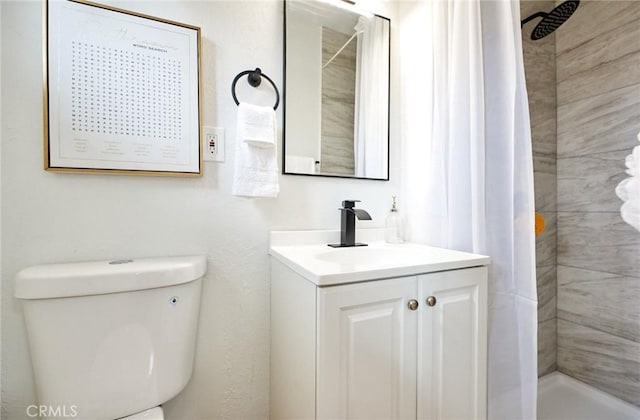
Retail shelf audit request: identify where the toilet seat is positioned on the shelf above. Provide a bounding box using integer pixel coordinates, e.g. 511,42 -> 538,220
118,406 -> 164,420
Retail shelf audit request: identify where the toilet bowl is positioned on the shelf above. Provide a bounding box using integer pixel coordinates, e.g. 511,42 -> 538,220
16,256 -> 206,420
120,407 -> 164,420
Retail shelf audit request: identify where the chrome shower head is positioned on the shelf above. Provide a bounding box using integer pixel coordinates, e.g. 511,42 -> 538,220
521,0 -> 580,40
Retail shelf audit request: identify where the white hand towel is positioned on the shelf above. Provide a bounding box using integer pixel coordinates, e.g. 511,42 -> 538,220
285,155 -> 316,174
232,102 -> 279,198
240,102 -> 276,148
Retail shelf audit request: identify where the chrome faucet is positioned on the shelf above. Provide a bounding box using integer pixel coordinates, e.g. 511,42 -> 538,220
328,200 -> 372,248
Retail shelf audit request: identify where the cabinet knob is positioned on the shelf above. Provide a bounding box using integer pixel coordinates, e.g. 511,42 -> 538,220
408,299 -> 419,311
426,296 -> 437,307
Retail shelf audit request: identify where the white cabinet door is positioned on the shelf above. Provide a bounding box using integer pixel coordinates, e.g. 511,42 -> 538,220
418,267 -> 488,420
317,276 -> 418,420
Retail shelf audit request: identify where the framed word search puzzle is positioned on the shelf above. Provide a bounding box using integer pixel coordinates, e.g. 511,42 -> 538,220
44,0 -> 202,176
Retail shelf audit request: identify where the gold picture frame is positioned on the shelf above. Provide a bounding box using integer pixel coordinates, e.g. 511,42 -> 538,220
43,0 -> 202,176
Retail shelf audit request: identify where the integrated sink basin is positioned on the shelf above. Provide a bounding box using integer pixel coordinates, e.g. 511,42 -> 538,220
315,245 -> 445,266
269,229 -> 490,286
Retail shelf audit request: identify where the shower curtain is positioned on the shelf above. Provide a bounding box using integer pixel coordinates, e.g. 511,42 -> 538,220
401,0 -> 538,418
354,15 -> 389,178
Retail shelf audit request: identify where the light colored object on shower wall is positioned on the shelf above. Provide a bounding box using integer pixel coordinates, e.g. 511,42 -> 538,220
615,132 -> 639,231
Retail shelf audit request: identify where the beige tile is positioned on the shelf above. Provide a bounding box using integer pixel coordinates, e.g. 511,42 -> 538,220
557,319 -> 640,406
557,17 -> 640,105
523,30 -> 556,128
322,61 -> 355,103
558,265 -> 640,343
321,100 -> 354,138
520,0 -> 556,22
527,82 -> 556,131
538,318 -> 557,377
321,74 -> 355,103
322,27 -> 357,61
557,149 -> 632,212
534,171 -> 556,212
536,211 -> 557,267
522,0 -> 557,187
558,50 -> 640,107
537,265 -> 557,323
557,84 -> 640,157
321,26 -> 356,152
557,212 -> 640,278
555,1 -> 640,56
531,118 -> 556,161
533,149 -> 556,175
320,135 -> 354,175
322,27 -> 356,104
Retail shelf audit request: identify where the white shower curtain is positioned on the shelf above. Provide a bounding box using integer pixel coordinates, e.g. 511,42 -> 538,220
401,0 -> 538,418
354,16 -> 389,178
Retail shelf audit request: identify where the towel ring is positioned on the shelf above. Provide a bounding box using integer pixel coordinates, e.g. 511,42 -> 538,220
231,68 -> 280,110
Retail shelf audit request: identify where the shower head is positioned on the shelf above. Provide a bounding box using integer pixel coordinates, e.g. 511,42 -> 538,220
521,0 -> 580,40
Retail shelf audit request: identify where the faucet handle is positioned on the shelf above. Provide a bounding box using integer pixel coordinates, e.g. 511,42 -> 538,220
342,200 -> 361,208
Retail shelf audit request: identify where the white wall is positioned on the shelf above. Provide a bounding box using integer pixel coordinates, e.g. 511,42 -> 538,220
397,1 -> 433,245
0,1 -> 400,419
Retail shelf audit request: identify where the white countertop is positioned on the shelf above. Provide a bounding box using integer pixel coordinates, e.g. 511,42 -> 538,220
269,230 -> 490,286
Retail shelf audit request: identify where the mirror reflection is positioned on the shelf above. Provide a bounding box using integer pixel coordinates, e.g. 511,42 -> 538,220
284,0 -> 390,180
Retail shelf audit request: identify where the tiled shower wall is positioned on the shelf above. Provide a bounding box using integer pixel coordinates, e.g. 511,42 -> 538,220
520,0 -> 558,377
522,0 -> 640,406
555,0 -> 640,406
320,27 -> 356,175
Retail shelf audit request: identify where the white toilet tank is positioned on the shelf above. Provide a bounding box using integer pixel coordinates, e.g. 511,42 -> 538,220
15,256 -> 206,420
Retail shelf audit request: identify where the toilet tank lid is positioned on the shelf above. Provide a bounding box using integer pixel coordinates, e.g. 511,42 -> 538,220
15,255 -> 207,299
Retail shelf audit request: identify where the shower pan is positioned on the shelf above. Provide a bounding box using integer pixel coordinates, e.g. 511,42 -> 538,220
520,0 -> 640,418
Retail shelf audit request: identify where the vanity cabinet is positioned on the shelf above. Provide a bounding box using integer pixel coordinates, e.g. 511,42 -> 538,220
271,259 -> 487,420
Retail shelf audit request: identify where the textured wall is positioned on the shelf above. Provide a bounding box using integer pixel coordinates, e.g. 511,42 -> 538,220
555,0 -> 640,406
0,1 -> 401,419
520,0 -> 558,378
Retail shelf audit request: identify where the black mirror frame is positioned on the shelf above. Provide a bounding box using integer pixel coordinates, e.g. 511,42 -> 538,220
282,0 -> 391,181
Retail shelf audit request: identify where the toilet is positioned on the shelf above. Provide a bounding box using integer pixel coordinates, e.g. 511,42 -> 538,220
15,256 -> 206,420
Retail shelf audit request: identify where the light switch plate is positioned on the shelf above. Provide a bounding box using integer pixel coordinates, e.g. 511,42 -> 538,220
203,126 -> 225,162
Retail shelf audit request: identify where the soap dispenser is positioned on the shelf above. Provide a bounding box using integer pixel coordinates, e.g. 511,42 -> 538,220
385,196 -> 404,243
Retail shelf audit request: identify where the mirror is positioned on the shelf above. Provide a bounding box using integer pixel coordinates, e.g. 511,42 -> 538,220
283,0 -> 390,180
